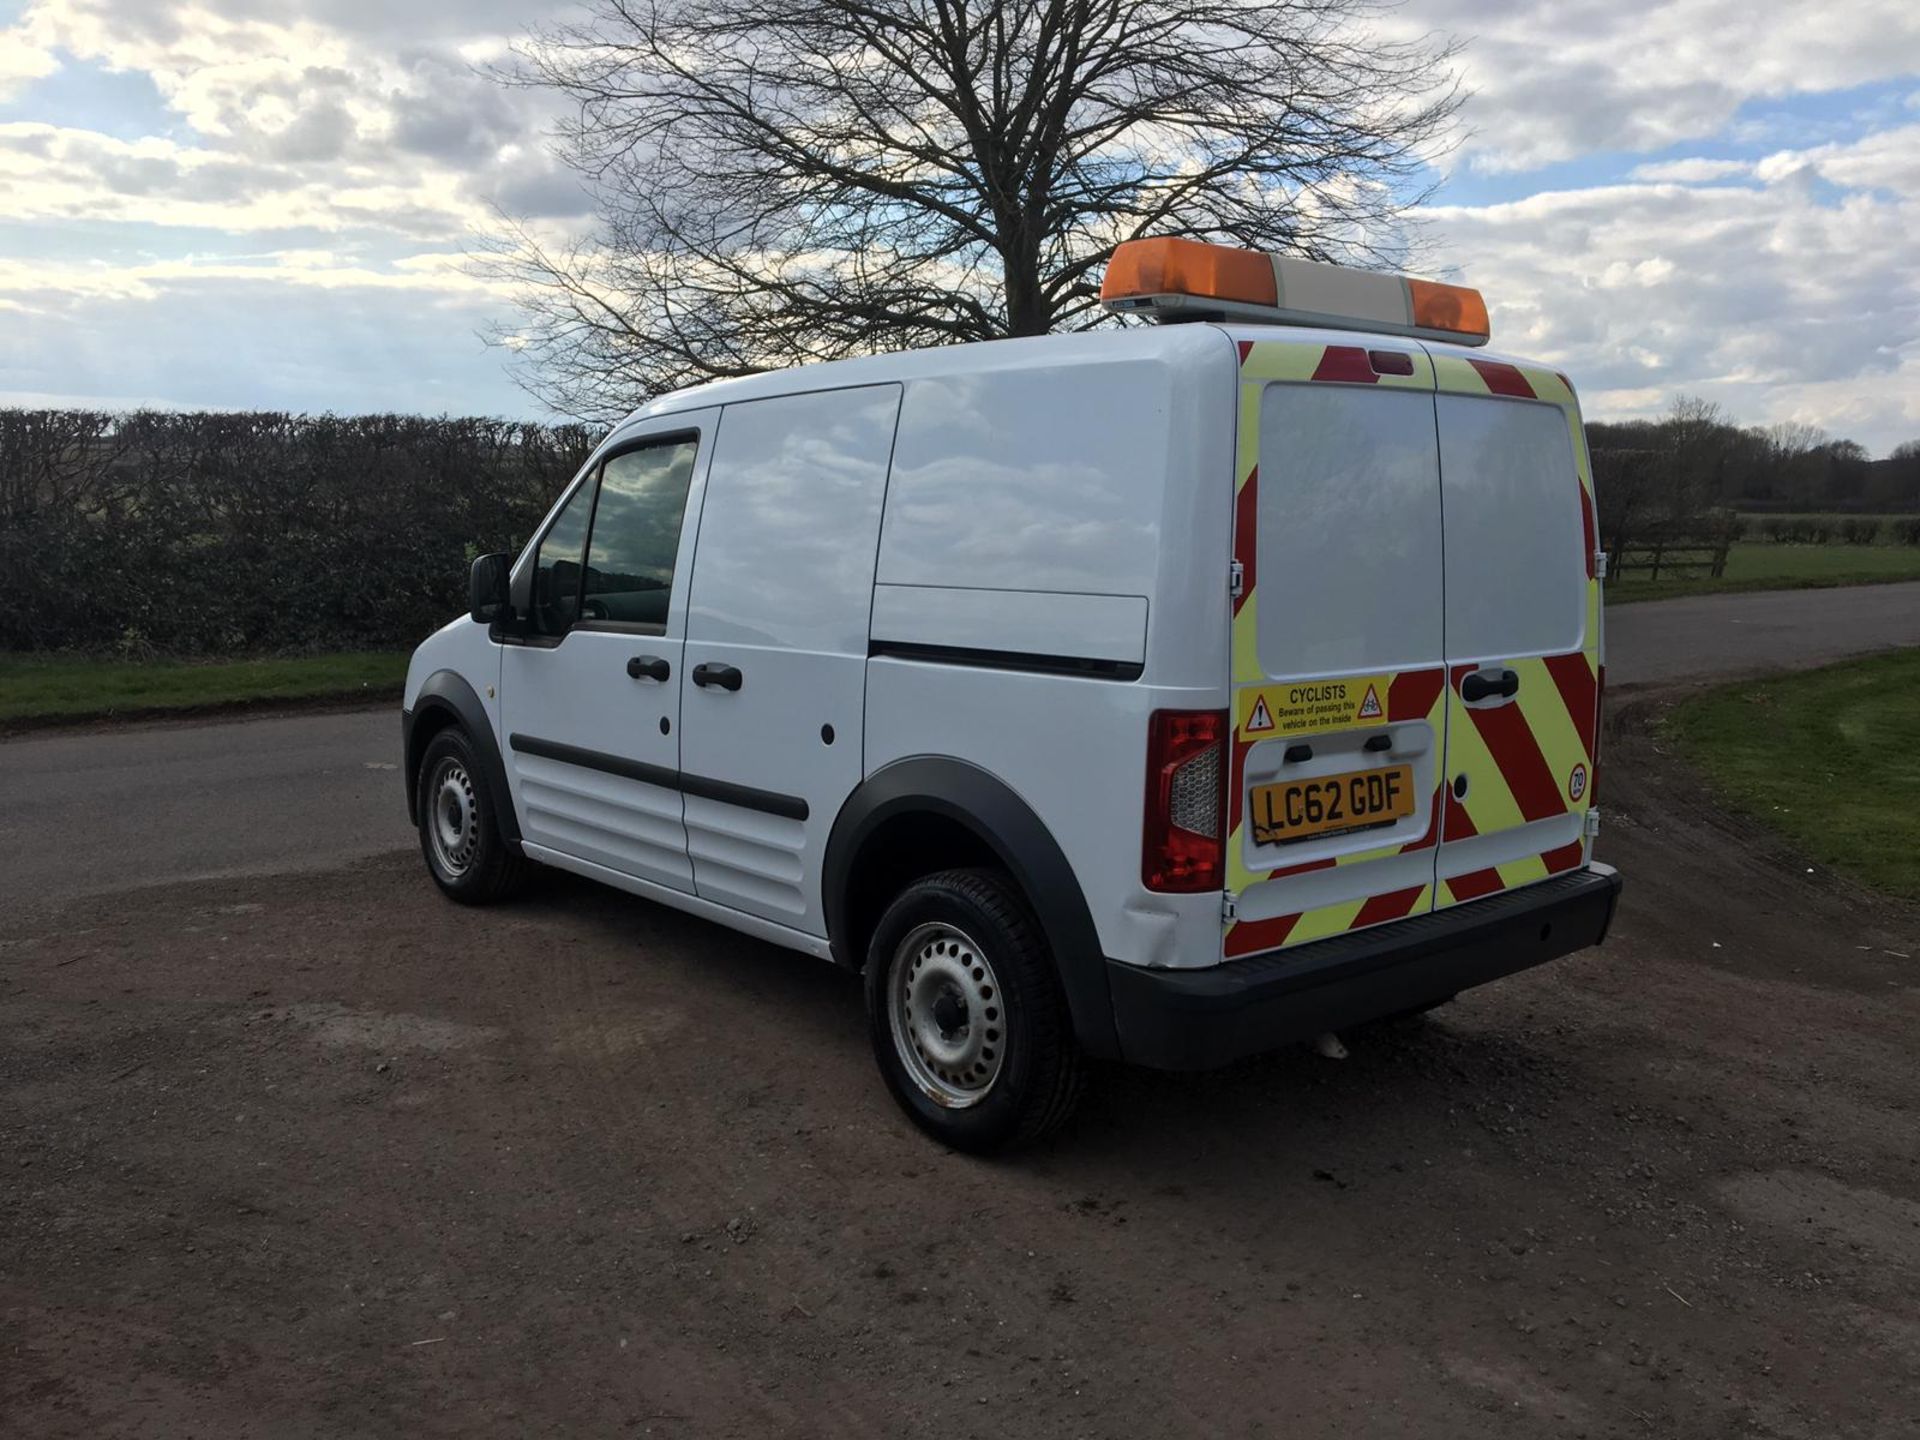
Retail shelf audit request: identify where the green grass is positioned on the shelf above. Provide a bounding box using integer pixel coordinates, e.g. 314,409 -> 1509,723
1666,648 -> 1920,900
0,651 -> 408,727
1608,541 -> 1920,604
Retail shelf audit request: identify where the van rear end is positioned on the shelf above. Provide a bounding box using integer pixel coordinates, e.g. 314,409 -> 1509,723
1110,325 -> 1621,1068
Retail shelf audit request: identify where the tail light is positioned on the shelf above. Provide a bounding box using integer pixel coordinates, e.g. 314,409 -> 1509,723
1142,709 -> 1226,892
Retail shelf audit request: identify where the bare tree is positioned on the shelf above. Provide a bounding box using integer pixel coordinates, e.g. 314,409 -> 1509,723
480,0 -> 1463,418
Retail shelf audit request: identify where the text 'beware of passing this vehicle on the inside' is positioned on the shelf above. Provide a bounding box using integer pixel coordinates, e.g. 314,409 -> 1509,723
401,236 -> 1622,1153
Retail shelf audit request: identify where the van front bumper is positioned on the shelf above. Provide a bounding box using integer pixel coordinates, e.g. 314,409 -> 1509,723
1106,865 -> 1623,1071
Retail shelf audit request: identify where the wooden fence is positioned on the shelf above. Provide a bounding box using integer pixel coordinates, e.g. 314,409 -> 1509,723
1606,518 -> 1739,581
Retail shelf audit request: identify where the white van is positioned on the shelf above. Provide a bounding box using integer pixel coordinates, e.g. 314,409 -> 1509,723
402,238 -> 1622,1152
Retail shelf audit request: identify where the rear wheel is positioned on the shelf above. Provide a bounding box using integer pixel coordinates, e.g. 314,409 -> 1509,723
415,727 -> 530,904
865,868 -> 1084,1153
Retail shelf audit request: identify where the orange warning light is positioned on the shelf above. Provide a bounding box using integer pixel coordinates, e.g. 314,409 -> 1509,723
1101,237 -> 1491,346
1100,237 -> 1276,309
1407,279 -> 1490,344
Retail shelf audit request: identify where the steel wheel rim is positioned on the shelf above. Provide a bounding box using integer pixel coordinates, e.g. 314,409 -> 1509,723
428,756 -> 480,878
888,922 -> 1005,1108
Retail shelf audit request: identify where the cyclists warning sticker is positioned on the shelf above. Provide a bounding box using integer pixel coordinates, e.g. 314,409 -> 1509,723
1237,675 -> 1392,738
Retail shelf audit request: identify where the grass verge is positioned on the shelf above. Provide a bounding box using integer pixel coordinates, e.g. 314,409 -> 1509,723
1666,648 -> 1920,900
1608,542 -> 1920,604
0,651 -> 408,728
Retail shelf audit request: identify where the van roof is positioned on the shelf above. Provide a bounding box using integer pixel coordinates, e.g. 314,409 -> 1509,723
613,325 -> 1562,436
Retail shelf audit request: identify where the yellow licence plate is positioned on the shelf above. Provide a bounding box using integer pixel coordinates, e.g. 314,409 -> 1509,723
1251,764 -> 1416,846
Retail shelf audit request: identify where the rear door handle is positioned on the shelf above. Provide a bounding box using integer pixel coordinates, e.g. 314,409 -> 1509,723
1461,669 -> 1520,703
691,662 -> 743,692
626,654 -> 670,682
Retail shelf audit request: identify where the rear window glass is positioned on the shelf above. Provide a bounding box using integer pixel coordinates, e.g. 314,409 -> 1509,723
1435,395 -> 1586,660
1255,384 -> 1444,678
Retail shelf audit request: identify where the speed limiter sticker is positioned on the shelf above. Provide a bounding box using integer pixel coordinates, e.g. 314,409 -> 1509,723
1238,675 -> 1390,738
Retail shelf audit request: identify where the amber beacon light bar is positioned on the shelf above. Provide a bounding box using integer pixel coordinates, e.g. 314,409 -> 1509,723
1100,236 -> 1490,347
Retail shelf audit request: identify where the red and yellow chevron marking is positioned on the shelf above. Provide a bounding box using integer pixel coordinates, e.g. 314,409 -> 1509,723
1222,338 -> 1602,960
1224,667 -> 1449,959
1428,357 -> 1601,911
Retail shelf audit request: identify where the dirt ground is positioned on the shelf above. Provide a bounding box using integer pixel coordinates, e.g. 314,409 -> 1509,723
4,689 -> 1917,1438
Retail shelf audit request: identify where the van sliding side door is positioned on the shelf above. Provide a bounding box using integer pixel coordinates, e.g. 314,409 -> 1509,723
676,384 -> 903,938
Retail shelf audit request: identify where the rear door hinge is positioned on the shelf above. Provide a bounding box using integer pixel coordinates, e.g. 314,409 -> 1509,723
1229,559 -> 1245,600
1594,551 -> 1609,580
1221,891 -> 1239,923
1584,809 -> 1602,839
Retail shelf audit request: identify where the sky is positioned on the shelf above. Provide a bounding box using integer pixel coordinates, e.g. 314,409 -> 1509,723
0,0 -> 1917,455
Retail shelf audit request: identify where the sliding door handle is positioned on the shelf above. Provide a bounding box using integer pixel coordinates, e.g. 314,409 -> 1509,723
691,662 -> 743,692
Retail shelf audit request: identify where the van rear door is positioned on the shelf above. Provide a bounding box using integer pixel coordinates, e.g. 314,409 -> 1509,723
1428,357 -> 1599,908
1222,337 -> 1451,960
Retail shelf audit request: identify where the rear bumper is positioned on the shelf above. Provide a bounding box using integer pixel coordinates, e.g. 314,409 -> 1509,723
1107,865 -> 1623,1070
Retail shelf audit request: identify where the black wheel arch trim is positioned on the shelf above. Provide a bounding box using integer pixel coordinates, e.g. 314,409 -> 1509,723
403,669 -> 520,845
823,756 -> 1121,1062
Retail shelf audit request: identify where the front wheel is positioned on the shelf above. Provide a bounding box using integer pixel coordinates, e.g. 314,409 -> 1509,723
864,868 -> 1085,1153
415,727 -> 530,904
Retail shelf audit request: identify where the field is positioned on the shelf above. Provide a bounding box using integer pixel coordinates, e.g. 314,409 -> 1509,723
0,651 -> 407,727
1666,647 -> 1920,899
1608,539 -> 1920,603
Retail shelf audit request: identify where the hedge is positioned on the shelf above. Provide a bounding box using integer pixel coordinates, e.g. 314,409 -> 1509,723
0,409 -> 597,655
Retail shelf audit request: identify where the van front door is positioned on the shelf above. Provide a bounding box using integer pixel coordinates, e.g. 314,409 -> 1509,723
1222,337 -> 1450,961
500,411 -> 718,892
676,385 -> 902,936
1428,358 -> 1599,909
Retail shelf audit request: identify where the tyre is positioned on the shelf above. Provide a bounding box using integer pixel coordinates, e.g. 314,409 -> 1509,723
865,868 -> 1085,1153
415,727 -> 531,904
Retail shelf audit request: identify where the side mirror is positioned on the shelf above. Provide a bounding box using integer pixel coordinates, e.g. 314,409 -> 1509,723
469,552 -> 511,624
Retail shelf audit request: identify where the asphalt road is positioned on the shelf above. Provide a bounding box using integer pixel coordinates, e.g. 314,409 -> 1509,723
1603,579 -> 1920,686
5,581 -> 1917,911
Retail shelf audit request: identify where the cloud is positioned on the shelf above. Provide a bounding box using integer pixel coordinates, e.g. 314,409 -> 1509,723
1431,172 -> 1920,453
0,249 -> 505,309
0,268 -> 533,418
0,0 -> 1915,453
1755,123 -> 1920,193
0,122 -> 488,235
1405,0 -> 1920,172
0,22 -> 61,102
1628,158 -> 1753,184
6,0 -> 565,206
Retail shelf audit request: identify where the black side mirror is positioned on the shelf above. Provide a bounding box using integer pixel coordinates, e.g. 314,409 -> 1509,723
469,552 -> 511,624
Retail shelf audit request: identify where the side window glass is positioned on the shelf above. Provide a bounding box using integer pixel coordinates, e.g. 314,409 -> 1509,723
529,475 -> 596,637
579,438 -> 699,630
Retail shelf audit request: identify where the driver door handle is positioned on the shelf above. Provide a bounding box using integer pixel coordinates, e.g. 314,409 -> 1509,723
691,662 -> 743,692
626,654 -> 670,682
1461,668 -> 1521,703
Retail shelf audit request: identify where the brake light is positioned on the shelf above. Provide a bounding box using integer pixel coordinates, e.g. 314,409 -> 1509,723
1143,709 -> 1226,892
